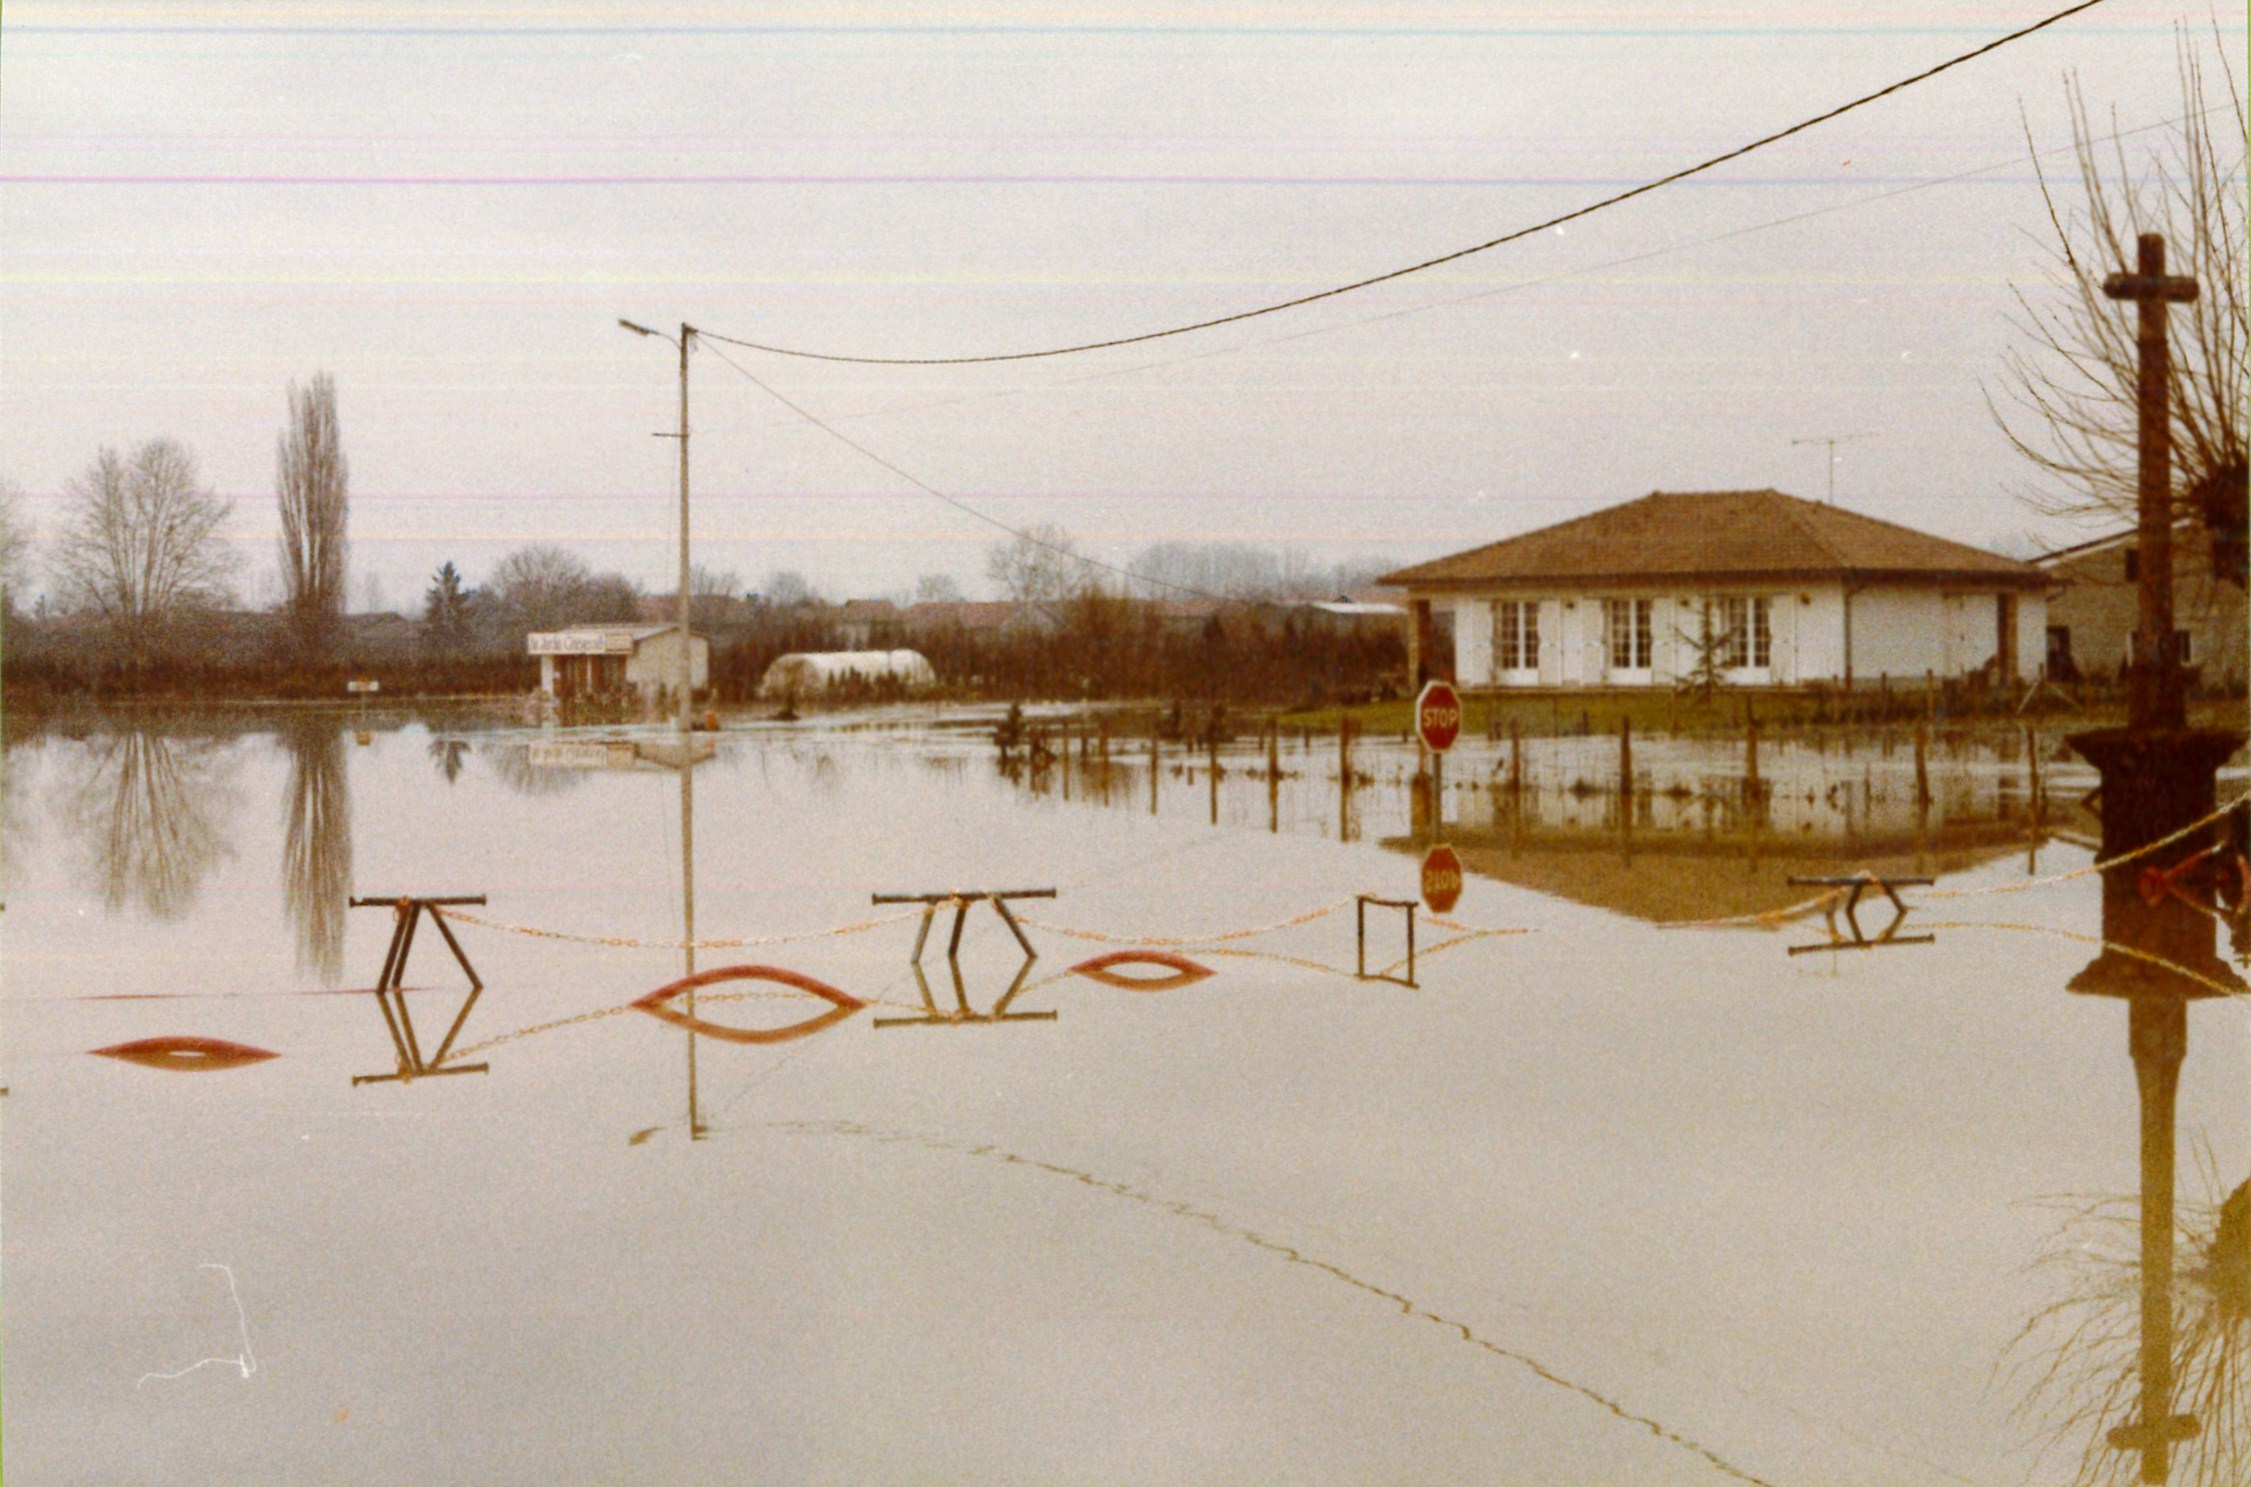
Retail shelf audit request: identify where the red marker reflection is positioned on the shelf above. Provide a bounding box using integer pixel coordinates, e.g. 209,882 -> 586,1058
1069,950 -> 1216,992
89,1037 -> 281,1072
633,965 -> 866,1045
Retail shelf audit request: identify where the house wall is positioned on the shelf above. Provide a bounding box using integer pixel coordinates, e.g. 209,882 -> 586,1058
2042,525 -> 2246,686
1439,581 -> 2041,687
1848,588 -> 1954,681
625,631 -> 711,695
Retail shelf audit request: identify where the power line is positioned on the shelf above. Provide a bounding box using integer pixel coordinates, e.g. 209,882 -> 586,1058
698,0 -> 2115,367
720,105 -> 2222,437
694,337 -> 1230,603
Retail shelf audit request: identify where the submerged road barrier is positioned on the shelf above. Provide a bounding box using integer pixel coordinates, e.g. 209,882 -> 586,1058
1356,895 -> 1418,987
1784,873 -> 1935,957
871,887 -> 1056,963
347,895 -> 491,1085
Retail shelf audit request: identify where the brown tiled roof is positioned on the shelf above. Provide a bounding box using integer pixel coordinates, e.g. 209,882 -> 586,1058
1381,490 -> 2048,590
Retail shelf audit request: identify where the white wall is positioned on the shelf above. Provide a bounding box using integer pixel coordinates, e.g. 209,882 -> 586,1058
2017,592 -> 2048,679
1798,587 -> 1845,680
1432,582 -> 2036,687
1450,598 -> 1493,685
627,630 -> 711,692
1848,588 -> 1947,681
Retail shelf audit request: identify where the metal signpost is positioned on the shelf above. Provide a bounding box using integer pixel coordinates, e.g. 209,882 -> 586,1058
1415,678 -> 1461,844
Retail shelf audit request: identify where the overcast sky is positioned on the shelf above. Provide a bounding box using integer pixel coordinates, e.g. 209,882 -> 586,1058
2,1 -> 2240,610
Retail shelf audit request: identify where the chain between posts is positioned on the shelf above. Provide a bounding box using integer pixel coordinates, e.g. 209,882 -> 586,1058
1919,920 -> 2250,1000
390,797 -> 2251,990
1922,793 -> 2249,899
436,906 -> 923,952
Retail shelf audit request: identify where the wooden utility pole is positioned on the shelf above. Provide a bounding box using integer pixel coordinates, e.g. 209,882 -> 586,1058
2103,233 -> 2198,730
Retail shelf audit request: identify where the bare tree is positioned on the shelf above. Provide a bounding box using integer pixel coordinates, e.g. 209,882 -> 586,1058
489,544 -> 594,633
50,439 -> 236,660
0,477 -> 31,618
576,570 -> 645,623
760,569 -> 821,610
276,373 -> 349,657
1129,540 -> 1401,602
986,523 -> 1090,621
914,572 -> 964,604
689,563 -> 742,631
1989,36 -> 2247,529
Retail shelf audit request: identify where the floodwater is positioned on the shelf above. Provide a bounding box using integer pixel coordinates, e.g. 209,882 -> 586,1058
2,705 -> 2245,1486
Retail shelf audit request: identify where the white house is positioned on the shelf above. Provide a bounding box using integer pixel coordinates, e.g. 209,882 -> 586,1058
1381,490 -> 2050,690
528,624 -> 710,704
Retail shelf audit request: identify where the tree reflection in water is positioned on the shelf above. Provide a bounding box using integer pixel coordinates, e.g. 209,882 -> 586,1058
62,723 -> 238,920
2010,1170 -> 2249,1487
428,735 -> 470,785
279,715 -> 352,983
2005,865 -> 2251,1486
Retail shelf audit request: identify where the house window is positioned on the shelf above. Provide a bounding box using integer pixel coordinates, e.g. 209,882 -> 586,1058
1605,598 -> 1653,670
1493,600 -> 1540,671
1711,596 -> 1772,669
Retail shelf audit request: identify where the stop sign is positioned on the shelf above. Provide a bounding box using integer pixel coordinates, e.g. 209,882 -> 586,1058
1415,680 -> 1463,753
1421,844 -> 1463,914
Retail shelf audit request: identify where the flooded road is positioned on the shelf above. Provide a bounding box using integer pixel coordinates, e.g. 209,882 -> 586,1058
3,706 -> 2245,1485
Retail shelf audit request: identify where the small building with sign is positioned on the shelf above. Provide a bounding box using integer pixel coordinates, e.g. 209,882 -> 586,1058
527,624 -> 709,704
1382,489 -> 2051,690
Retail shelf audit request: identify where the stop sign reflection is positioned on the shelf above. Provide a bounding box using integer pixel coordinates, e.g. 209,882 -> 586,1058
1421,844 -> 1463,914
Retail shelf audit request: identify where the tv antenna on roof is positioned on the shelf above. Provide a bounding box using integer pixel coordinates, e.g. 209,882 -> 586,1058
1790,432 -> 1876,504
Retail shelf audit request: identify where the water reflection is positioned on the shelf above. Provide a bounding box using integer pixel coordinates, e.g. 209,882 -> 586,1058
2011,843 -> 2250,1485
633,964 -> 865,1045
873,958 -> 1055,1028
427,735 -> 470,785
279,716 -> 352,983
89,1036 -> 279,1073
1386,798 -> 2032,927
61,723 -> 238,919
480,738 -> 586,796
1070,950 -> 1216,992
351,896 -> 492,1086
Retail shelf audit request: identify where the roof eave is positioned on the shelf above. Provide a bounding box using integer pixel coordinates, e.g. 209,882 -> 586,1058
1392,566 -> 2051,592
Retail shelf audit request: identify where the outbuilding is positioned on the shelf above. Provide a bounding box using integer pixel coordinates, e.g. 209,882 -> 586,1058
757,649 -> 938,699
2034,521 -> 2246,688
528,624 -> 709,704
1381,489 -> 2051,690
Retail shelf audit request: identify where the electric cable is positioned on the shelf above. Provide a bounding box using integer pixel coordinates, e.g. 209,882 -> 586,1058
696,336 -> 1234,601
719,104 -> 2228,436
697,0 -> 2115,366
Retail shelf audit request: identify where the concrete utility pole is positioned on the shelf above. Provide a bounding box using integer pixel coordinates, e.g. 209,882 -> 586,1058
621,318 -> 699,736
2102,233 -> 2198,730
